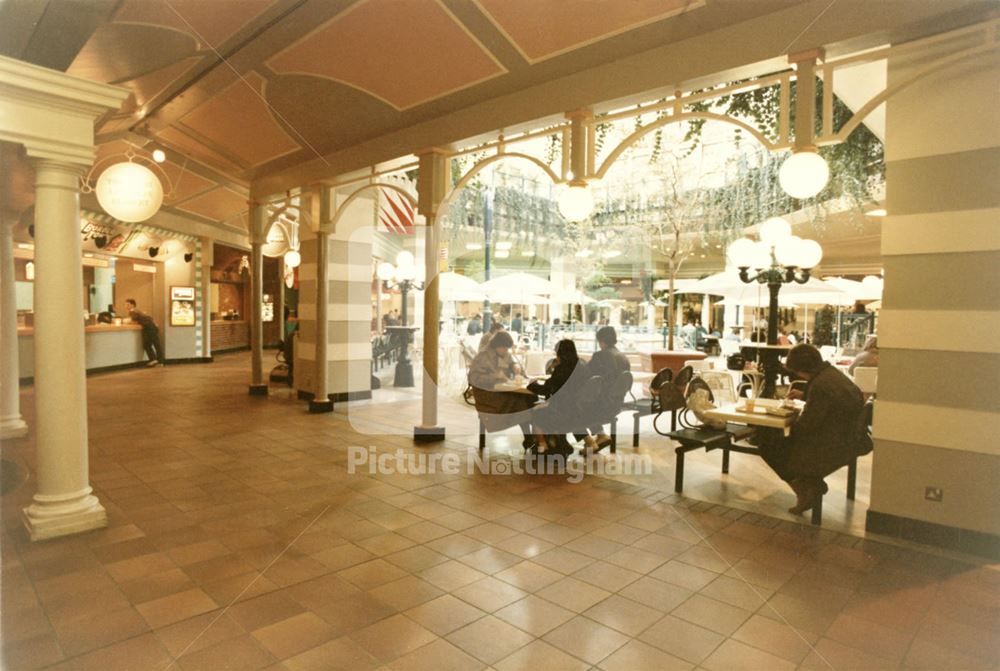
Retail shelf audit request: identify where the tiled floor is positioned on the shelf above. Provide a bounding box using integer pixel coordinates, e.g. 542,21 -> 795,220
2,353 -> 998,670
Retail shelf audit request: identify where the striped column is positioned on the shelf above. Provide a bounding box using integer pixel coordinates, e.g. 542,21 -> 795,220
868,37 -> 1000,555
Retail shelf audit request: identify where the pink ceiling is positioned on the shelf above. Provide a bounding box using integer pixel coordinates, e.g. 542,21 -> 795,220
175,186 -> 248,222
156,127 -> 245,175
475,0 -> 704,62
268,0 -> 505,110
114,0 -> 275,48
157,162 -> 217,205
120,57 -> 201,115
179,72 -> 300,167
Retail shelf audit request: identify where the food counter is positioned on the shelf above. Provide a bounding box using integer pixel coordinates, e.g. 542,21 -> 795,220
210,319 -> 249,352
18,324 -> 146,379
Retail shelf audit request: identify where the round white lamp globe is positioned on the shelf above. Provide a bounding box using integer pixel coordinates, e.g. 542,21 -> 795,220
751,241 -> 773,270
778,150 -> 830,199
283,249 -> 301,268
557,183 -> 594,222
797,238 -> 824,269
95,162 -> 164,222
759,217 -> 792,245
726,238 -> 756,268
377,261 -> 395,281
774,235 -> 803,267
395,250 -> 415,268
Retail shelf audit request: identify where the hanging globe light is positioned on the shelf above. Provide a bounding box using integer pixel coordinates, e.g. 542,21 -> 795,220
774,235 -> 803,267
758,217 -> 792,244
557,182 -> 594,222
726,238 -> 756,268
796,238 -> 824,269
95,162 -> 164,222
778,150 -> 830,199
283,249 -> 301,268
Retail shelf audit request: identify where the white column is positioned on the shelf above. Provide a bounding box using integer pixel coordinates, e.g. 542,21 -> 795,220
309,230 -> 333,412
417,215 -> 441,436
0,217 -> 28,438
248,239 -> 267,395
22,160 -> 106,540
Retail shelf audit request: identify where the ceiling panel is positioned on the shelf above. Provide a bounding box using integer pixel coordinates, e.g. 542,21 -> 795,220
475,0 -> 704,63
67,23 -> 197,84
174,186 -> 248,222
179,72 -> 301,167
156,126 -> 247,175
267,0 -> 505,110
114,0 -> 276,48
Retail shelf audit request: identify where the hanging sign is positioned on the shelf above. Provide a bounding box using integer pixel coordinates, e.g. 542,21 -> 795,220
262,222 -> 290,257
95,162 -> 164,223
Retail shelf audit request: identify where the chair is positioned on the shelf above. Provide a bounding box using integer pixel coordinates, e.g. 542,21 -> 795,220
699,370 -> 738,404
853,367 -> 878,396
590,370 -> 634,453
684,359 -> 713,372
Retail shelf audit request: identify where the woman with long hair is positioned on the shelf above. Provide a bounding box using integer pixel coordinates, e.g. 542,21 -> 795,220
527,339 -> 591,456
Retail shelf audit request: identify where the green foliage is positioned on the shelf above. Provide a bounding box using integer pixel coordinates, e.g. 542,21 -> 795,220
812,305 -> 836,346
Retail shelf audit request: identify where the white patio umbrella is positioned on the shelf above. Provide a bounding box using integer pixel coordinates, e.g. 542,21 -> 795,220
481,272 -> 556,297
715,296 -> 798,308
789,291 -> 855,344
437,271 -> 484,301
548,289 -> 595,305
691,271 -> 839,301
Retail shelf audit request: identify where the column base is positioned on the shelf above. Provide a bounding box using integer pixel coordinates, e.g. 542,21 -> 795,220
414,426 -> 445,442
248,384 -> 269,396
1,415 -> 29,439
22,491 -> 107,542
308,398 -> 334,413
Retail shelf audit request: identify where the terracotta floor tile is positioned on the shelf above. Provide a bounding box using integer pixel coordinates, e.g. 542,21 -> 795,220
349,613 -> 438,662
583,594 -> 663,636
0,631 -> 66,670
136,587 -> 219,629
426,534 -> 489,559
452,577 -> 527,612
227,591 -> 307,631
177,634 -> 277,671
261,555 -> 329,588
312,592 -> 399,634
337,558 -> 409,590
68,632 -> 173,671
599,639 -> 693,671
649,559 -> 720,592
356,532 -> 418,556
281,635 -> 379,671
43,584 -> 131,624
105,552 -> 178,583
368,575 -> 444,611
543,614 -> 630,665
825,612 -> 914,665
699,574 -> 772,612
493,595 -> 576,637
250,611 -> 335,660
312,543 -> 377,571
389,637 -> 486,671
495,512 -> 549,533
168,540 -> 232,567
457,546 -> 523,573
531,547 -> 595,575
494,639 -> 589,671
491,533 -> 555,560
383,545 -> 450,573
446,614 -> 534,665
419,560 -> 488,591
199,570 -> 281,605
798,636 -> 903,671
494,561 -> 564,593
701,637 -> 797,671
536,576 -> 611,613
396,521 -> 453,543
436,511 -> 487,532
285,573 -> 363,611
51,605 -> 150,657
33,567 -> 117,603
671,593 -> 751,637
575,560 -> 643,592
404,594 -> 487,636
730,613 -> 817,663
154,610 -> 246,658
638,614 -> 725,664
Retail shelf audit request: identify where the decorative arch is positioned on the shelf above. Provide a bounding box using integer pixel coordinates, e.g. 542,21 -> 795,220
442,152 -> 561,209
328,181 -> 417,231
593,111 -> 776,180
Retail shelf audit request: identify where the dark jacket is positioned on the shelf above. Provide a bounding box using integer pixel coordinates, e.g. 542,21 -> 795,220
785,363 -> 869,477
130,310 -> 157,333
587,346 -> 631,414
528,358 -> 591,432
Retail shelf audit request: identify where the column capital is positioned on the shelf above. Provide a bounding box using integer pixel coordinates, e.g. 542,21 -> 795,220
788,48 -> 826,66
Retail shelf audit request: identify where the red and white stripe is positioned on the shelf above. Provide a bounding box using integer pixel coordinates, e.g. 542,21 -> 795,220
379,188 -> 415,235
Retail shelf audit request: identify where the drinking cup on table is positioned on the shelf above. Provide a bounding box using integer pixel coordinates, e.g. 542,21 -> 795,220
745,397 -> 756,412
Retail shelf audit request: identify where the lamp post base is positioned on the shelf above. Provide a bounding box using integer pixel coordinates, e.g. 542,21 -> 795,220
394,360 -> 414,388
414,426 -> 445,442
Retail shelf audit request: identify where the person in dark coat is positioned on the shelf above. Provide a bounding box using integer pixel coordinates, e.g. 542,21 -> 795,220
126,298 -> 163,366
582,326 -> 631,451
527,339 -> 591,455
466,314 -> 482,336
510,312 -> 523,334
759,343 -> 872,514
469,331 -> 536,448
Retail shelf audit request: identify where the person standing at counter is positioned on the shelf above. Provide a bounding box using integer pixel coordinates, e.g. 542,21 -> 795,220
126,298 -> 163,367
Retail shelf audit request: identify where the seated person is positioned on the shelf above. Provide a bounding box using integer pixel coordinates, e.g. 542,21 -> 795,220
469,331 -> 535,449
758,344 -> 871,514
580,326 -> 631,452
478,320 -> 506,353
848,335 -> 879,375
527,339 -> 591,456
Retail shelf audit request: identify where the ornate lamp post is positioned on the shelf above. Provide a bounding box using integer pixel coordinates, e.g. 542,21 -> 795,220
377,251 -> 424,387
727,217 -> 823,397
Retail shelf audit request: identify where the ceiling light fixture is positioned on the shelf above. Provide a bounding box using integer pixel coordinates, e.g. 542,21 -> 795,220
866,208 -> 887,217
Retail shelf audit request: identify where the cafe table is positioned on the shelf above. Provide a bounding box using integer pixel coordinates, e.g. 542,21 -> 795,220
703,397 -> 803,437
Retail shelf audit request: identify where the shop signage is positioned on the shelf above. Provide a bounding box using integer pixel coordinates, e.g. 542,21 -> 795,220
170,286 -> 196,326
80,219 -> 134,254
95,162 -> 164,223
262,293 -> 274,323
262,222 -> 290,257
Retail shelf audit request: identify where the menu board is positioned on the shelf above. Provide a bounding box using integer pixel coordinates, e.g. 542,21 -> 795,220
170,286 -> 195,326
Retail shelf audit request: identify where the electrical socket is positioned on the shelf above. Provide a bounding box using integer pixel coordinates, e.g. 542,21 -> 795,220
925,487 -> 943,502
